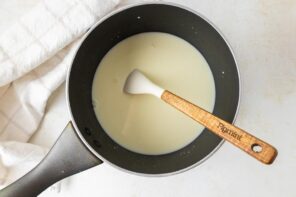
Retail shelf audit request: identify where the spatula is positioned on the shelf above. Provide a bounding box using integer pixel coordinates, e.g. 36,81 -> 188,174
123,69 -> 277,164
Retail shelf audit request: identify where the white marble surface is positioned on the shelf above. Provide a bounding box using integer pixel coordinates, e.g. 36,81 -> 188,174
1,0 -> 296,196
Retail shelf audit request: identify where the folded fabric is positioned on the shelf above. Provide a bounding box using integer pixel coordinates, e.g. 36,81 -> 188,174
0,142 -> 48,186
0,0 -> 121,189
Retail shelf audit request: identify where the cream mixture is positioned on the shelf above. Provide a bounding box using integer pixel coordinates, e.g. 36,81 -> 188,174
92,32 -> 215,155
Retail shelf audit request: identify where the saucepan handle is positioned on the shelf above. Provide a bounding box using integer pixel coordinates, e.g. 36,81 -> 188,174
0,122 -> 102,197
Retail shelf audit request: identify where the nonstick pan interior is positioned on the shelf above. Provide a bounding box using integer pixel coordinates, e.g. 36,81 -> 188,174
68,3 -> 240,175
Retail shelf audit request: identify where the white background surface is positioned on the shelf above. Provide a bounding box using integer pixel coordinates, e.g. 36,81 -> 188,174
1,0 -> 296,196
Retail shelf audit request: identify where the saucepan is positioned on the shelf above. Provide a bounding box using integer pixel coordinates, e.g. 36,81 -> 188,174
0,3 -> 240,196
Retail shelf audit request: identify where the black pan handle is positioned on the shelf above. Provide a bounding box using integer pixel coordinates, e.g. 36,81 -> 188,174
0,122 -> 102,197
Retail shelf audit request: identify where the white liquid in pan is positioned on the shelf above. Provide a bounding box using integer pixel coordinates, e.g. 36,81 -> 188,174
92,32 -> 215,155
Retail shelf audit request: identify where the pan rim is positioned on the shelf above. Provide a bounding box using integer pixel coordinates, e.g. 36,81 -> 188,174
66,1 -> 241,177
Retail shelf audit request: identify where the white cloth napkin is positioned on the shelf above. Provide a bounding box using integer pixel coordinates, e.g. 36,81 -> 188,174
0,0 -> 122,189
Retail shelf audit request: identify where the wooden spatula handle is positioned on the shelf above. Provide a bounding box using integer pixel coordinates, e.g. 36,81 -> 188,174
161,90 -> 277,164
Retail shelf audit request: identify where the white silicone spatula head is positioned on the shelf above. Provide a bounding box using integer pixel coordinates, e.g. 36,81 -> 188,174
123,69 -> 164,97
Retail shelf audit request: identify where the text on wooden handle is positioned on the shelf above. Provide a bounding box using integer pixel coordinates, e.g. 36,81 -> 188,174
217,122 -> 242,141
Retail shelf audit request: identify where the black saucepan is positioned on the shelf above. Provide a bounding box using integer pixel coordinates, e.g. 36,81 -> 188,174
0,3 -> 239,196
